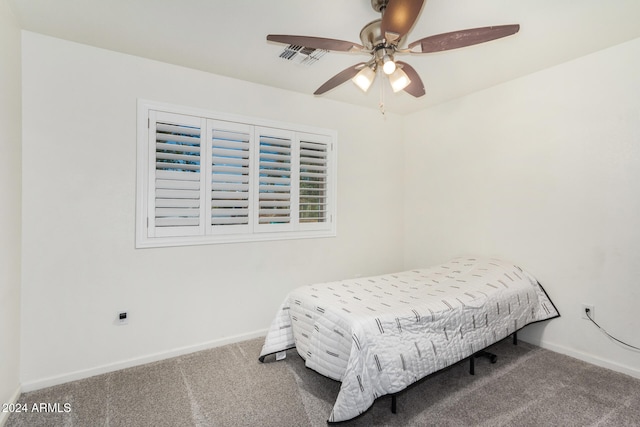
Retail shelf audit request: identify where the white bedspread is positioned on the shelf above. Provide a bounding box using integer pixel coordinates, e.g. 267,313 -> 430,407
259,257 -> 559,422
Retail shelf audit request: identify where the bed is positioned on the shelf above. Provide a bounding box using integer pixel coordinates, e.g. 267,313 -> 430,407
259,257 -> 559,422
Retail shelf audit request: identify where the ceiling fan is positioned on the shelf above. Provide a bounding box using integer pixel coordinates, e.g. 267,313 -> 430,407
267,0 -> 520,98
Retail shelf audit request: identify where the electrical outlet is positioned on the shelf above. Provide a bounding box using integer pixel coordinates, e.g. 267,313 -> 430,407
117,311 -> 129,325
581,304 -> 594,320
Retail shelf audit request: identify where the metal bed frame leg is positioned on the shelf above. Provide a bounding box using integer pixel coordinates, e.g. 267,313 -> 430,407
469,350 -> 498,375
391,395 -> 397,414
469,332 -> 517,375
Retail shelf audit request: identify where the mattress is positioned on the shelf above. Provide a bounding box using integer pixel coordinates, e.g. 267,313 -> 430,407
259,257 -> 559,422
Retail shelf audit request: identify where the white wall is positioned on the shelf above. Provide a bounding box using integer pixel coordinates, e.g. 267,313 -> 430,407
18,23 -> 640,393
20,32 -> 405,388
404,38 -> 640,377
0,0 -> 22,421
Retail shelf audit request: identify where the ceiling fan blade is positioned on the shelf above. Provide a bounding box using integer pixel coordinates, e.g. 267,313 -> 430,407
408,24 -> 520,53
267,35 -> 363,52
314,63 -> 368,95
396,61 -> 425,97
381,0 -> 425,42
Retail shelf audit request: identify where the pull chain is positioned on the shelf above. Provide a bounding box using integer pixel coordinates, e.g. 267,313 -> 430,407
379,71 -> 386,116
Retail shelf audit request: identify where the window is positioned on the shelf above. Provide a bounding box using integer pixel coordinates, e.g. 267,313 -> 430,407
136,100 -> 336,248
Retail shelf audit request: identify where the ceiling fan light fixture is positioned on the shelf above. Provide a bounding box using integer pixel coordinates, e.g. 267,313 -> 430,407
389,67 -> 411,92
352,66 -> 376,92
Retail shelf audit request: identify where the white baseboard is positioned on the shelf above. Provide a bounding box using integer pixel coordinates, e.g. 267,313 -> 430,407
20,328 -> 268,393
520,337 -> 640,380
0,385 -> 22,427
19,328 -> 639,397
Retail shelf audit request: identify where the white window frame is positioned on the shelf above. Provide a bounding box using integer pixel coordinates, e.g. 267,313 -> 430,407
136,100 -> 337,248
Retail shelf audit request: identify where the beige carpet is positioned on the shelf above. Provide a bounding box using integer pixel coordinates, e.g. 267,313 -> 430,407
7,337 -> 640,426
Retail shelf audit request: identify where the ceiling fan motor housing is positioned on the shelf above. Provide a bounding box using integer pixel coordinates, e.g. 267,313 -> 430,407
360,19 -> 405,51
360,19 -> 384,50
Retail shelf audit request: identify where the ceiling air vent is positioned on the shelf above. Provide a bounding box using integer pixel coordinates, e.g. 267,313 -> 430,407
278,45 -> 328,66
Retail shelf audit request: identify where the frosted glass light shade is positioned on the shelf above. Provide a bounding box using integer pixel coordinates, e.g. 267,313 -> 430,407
389,68 -> 411,92
352,66 -> 376,92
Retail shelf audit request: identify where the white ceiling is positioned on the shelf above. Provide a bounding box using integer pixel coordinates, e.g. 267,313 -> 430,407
9,0 -> 640,114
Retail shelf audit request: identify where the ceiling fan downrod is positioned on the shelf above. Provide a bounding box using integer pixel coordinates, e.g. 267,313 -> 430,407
371,0 -> 389,14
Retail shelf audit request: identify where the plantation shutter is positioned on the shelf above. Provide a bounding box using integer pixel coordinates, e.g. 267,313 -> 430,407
137,101 -> 336,248
208,120 -> 253,234
148,111 -> 206,237
298,134 -> 330,226
255,127 -> 295,231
